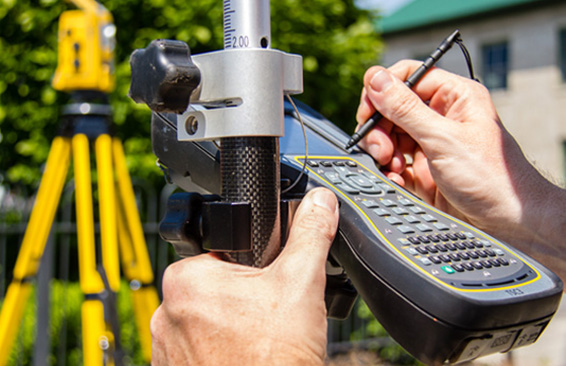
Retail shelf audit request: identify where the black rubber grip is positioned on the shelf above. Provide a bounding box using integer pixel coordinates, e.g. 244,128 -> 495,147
220,136 -> 280,267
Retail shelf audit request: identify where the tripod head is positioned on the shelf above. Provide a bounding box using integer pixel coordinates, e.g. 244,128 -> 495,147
52,0 -> 115,93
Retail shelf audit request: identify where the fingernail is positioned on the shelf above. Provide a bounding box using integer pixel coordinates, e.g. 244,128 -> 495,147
370,70 -> 394,93
312,189 -> 338,214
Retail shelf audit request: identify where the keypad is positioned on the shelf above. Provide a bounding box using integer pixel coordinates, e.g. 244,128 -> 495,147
302,158 -> 536,289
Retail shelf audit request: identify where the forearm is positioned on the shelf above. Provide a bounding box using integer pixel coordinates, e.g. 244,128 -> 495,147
511,179 -> 566,284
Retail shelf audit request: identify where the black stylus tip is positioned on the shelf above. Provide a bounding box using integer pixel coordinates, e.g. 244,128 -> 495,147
345,138 -> 356,150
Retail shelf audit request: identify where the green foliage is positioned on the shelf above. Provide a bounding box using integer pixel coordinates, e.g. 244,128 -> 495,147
352,300 -> 424,365
271,0 -> 383,126
0,0 -> 65,187
0,0 -> 382,190
3,280 -> 143,366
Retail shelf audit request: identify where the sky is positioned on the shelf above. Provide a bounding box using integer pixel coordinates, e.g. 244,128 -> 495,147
356,0 -> 414,15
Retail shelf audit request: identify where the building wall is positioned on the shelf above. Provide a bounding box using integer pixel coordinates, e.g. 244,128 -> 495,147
380,2 -> 566,183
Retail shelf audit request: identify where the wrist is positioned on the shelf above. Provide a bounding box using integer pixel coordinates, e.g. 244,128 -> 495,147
232,336 -> 324,366
521,178 -> 566,245
510,177 -> 566,281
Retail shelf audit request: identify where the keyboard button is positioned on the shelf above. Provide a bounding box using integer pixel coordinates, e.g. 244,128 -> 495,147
408,237 -> 421,245
425,245 -> 438,253
435,244 -> 448,252
335,183 -> 359,194
397,225 -> 415,234
404,215 -> 420,224
451,264 -> 465,272
429,256 -> 442,264
416,224 -> 433,232
416,247 -> 428,255
324,172 -> 342,184
416,236 -> 430,243
362,200 -> 380,208
421,214 -> 437,222
307,160 -> 319,167
381,199 -> 397,207
373,208 -> 390,217
433,223 -> 450,231
386,217 -> 403,225
392,207 -> 409,215
441,266 -> 455,274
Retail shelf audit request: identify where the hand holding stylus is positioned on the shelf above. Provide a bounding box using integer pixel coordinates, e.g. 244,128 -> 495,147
356,60 -> 566,282
345,29 -> 462,149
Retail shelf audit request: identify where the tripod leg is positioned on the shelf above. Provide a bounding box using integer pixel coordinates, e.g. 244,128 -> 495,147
0,136 -> 71,366
72,133 -> 107,366
113,138 -> 159,363
95,134 -> 120,293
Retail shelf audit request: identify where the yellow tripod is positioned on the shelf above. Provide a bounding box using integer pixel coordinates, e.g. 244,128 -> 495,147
1,1 -> 159,364
0,94 -> 160,365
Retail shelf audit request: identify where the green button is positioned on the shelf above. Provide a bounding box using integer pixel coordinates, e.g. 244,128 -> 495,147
441,266 -> 455,274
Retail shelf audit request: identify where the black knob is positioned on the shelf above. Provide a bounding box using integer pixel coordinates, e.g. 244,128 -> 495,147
129,39 -> 200,114
159,192 -> 206,257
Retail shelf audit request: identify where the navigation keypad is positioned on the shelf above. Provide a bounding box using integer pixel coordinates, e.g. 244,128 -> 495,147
303,158 -> 536,289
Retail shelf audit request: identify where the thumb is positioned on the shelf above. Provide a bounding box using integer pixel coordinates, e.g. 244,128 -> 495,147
365,68 -> 443,140
274,188 -> 339,278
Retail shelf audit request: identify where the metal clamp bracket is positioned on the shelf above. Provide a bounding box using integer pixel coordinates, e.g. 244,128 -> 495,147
177,48 -> 303,141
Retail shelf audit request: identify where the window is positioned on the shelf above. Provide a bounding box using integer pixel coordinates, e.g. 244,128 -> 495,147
482,42 -> 508,90
560,29 -> 566,82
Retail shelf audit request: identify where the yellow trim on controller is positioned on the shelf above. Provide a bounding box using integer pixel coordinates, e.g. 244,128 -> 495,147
295,155 -> 541,293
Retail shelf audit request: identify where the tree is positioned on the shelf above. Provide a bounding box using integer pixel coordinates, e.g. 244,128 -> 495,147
0,0 -> 382,189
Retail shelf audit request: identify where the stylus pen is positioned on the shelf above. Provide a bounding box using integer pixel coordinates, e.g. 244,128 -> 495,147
345,29 -> 461,150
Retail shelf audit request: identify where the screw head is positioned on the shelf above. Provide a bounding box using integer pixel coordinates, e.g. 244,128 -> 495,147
185,115 -> 198,135
99,336 -> 110,350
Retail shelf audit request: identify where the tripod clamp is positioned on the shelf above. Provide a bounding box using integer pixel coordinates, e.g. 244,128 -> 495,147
177,47 -> 302,140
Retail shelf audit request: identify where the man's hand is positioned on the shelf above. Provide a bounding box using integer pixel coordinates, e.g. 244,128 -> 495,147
151,188 -> 339,365
356,60 -> 566,282
357,61 -> 543,239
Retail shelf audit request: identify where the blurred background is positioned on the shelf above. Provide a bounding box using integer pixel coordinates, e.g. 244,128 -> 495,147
0,0 -> 565,365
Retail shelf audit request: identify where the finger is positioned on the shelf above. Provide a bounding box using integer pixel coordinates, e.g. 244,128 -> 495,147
356,88 -> 374,124
364,67 -> 448,142
275,188 -> 339,278
357,65 -> 396,123
384,171 -> 405,187
387,59 -> 425,81
388,60 -> 467,103
400,167 -> 416,193
357,123 -> 395,166
388,60 -> 495,121
397,133 -> 417,155
385,147 -> 406,174
411,148 -> 437,205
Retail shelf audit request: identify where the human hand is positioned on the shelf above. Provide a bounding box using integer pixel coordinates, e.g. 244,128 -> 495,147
355,60 -> 554,244
150,187 -> 339,366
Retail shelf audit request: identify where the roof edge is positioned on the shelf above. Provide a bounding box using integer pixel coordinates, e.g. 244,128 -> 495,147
380,0 -> 561,36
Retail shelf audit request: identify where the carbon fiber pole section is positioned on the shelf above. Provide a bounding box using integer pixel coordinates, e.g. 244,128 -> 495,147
220,137 -> 280,267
